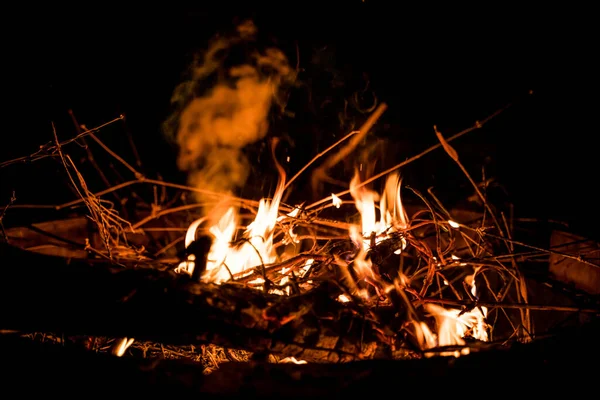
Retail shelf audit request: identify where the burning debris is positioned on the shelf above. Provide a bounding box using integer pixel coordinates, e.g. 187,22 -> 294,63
1,19 -> 600,392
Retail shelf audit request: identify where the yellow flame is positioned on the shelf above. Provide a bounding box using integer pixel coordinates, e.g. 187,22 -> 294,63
112,337 -> 135,357
337,294 -> 351,302
177,162 -> 487,359
279,357 -> 307,364
412,271 -> 489,357
348,171 -> 408,281
331,193 -> 342,208
179,161 -> 286,286
448,220 -> 460,229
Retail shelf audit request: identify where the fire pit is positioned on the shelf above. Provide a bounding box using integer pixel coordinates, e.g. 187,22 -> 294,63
2,10 -> 599,397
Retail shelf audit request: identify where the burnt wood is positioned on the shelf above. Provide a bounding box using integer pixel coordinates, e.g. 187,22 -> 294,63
0,242 -> 395,362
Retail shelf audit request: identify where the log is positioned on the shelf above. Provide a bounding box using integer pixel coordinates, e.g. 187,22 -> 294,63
0,242 -> 393,362
1,320 -> 599,398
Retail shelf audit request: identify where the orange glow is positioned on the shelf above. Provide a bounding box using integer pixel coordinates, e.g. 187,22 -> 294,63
331,193 -> 342,208
349,171 -> 408,282
177,166 -> 488,358
112,337 -> 134,357
412,271 -> 489,357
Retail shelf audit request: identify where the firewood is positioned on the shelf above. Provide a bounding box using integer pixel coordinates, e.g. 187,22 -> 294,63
0,242 -> 405,362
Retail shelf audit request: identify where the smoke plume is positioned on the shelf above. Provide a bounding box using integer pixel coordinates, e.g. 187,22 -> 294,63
167,20 -> 295,220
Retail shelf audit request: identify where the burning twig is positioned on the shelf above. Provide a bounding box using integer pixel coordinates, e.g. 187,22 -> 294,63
2,83 -> 598,375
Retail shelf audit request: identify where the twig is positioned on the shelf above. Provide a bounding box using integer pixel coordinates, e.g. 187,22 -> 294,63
68,110 -> 124,209
461,226 -> 600,270
434,125 -> 505,239
283,129 -> 360,192
310,103 -> 387,194
86,129 -> 144,179
233,253 -> 332,282
417,297 -> 600,314
0,115 -> 124,169
305,101 -> 512,211
8,179 -> 260,211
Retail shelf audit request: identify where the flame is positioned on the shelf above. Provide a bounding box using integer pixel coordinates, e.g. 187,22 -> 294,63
179,142 -> 288,286
176,160 -> 487,358
412,270 -> 489,357
112,337 -> 134,357
448,220 -> 460,229
331,193 -> 342,208
348,171 -> 408,280
279,356 -> 307,364
203,178 -> 284,284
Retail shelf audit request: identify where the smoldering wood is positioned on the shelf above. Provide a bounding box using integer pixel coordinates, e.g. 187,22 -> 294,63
2,319 -> 599,398
0,242 -> 404,362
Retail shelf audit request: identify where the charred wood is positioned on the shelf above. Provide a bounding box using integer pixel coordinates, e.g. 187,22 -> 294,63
0,242 -> 404,362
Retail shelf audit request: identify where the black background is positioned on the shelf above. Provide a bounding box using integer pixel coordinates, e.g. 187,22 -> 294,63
2,2 -> 598,237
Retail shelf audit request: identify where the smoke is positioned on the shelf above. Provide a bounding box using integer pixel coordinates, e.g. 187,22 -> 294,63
167,20 -> 295,220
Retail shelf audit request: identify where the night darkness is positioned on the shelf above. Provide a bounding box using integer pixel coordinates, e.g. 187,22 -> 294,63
3,3 -> 598,238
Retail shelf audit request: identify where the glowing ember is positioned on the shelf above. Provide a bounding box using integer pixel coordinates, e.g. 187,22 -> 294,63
112,337 -> 135,357
331,193 -> 342,208
279,356 -> 307,364
448,220 -> 460,229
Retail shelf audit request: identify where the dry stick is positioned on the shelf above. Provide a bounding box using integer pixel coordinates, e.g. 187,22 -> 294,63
434,125 -> 533,339
10,179 -> 261,211
0,115 -> 124,169
131,203 -> 215,230
501,210 -> 533,340
464,226 -> 600,270
309,103 -> 388,194
122,117 -> 144,169
86,129 -> 144,180
154,236 -> 185,257
69,111 -> 120,204
443,126 -> 506,238
233,254 -> 332,282
405,187 -> 444,297
305,102 -> 512,211
51,123 -> 111,254
283,129 -> 361,192
417,297 -> 600,314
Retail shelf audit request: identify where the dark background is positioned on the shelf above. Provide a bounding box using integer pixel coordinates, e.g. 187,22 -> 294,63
2,2 -> 598,237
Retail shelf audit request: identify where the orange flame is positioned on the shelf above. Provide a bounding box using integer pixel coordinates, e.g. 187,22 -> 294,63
412,270 -> 489,357
178,160 -> 487,358
348,171 -> 408,282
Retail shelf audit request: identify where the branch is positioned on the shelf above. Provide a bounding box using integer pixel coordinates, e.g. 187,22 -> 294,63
310,103 -> 387,195
0,242 -> 390,363
0,115 -> 124,169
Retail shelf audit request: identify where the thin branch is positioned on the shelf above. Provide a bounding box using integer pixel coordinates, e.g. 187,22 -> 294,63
305,101 -> 512,211
310,103 -> 387,194
418,297 -> 600,314
283,129 -> 360,192
0,115 -> 124,169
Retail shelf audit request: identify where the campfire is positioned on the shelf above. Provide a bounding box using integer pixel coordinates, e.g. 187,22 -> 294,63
1,17 -> 599,396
